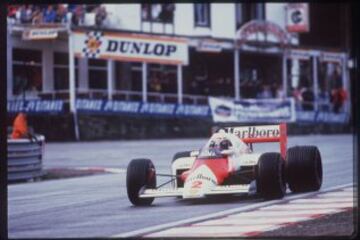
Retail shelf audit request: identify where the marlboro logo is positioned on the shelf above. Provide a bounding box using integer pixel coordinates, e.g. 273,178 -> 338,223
227,126 -> 280,139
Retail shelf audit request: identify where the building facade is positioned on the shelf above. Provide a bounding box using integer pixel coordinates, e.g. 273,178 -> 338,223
7,3 -> 351,114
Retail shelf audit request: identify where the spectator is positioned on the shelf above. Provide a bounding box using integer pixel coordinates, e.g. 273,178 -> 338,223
11,113 -> 30,139
55,4 -> 67,23
300,87 -> 314,111
68,4 -> 77,13
257,85 -> 272,99
318,88 -> 330,111
43,5 -> 56,23
159,3 -> 175,23
71,5 -> 84,26
330,65 -> 342,89
292,87 -> 302,110
275,84 -> 286,99
32,5 -> 43,24
149,73 -> 162,92
95,6 -> 107,27
151,4 -> 162,21
7,5 -> 18,19
331,87 -> 347,113
20,5 -> 32,23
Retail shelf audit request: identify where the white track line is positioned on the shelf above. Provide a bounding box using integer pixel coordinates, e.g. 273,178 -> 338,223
112,182 -> 354,238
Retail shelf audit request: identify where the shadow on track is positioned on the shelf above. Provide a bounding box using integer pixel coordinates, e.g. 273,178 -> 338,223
125,194 -> 266,209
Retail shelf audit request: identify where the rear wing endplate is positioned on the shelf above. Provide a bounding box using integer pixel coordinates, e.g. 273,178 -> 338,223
223,123 -> 287,159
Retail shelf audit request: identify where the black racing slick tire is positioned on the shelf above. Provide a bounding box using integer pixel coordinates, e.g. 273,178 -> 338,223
256,152 -> 286,200
172,151 -> 192,163
286,146 -> 323,193
126,159 -> 156,206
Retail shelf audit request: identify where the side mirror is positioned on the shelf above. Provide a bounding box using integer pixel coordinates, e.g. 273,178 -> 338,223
190,150 -> 200,157
221,149 -> 234,156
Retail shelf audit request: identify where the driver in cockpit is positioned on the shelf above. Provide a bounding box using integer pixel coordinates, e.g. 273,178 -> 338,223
208,136 -> 233,156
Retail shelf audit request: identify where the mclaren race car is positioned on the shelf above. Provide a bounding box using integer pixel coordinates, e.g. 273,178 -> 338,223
126,124 -> 323,206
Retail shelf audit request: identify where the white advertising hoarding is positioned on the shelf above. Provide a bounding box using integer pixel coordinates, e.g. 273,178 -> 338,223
209,97 -> 296,123
72,30 -> 189,65
22,28 -> 58,40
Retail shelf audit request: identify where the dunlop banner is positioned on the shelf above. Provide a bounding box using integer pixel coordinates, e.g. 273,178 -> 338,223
208,97 -> 296,123
72,30 -> 189,65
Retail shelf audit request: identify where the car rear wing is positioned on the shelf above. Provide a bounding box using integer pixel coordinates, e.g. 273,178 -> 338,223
223,123 -> 287,159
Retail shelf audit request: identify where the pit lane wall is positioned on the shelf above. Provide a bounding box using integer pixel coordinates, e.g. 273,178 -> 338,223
7,98 -> 351,141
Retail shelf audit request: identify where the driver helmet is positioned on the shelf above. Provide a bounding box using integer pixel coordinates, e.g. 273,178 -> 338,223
219,139 -> 232,151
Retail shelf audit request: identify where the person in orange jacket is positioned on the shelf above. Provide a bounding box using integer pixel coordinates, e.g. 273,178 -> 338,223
11,112 -> 30,139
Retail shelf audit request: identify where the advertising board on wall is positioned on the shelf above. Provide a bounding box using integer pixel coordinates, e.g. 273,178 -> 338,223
22,28 -> 59,40
75,99 -> 210,117
7,100 -> 64,113
208,97 -> 296,123
285,3 -> 310,33
73,30 -> 189,65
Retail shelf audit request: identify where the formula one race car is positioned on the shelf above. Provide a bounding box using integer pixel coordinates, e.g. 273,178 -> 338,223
126,124 -> 323,206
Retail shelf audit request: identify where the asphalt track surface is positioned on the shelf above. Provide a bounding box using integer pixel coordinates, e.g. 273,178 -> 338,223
8,134 -> 355,238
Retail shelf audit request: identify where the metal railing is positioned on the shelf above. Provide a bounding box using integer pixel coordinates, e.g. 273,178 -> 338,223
7,135 -> 45,182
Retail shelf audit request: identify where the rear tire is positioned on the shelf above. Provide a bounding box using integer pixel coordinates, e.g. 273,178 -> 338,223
256,152 -> 286,200
286,146 -> 322,193
126,159 -> 156,206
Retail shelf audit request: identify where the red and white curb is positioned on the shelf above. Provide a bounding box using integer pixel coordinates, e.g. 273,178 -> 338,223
113,183 -> 355,238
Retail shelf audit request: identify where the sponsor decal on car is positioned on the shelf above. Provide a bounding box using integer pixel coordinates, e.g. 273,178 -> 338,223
187,173 -> 217,186
228,126 -> 280,139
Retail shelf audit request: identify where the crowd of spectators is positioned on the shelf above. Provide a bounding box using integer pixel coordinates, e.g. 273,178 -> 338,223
291,71 -> 347,113
7,4 -> 107,27
239,80 -> 285,99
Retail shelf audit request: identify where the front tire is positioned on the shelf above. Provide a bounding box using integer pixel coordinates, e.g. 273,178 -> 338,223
126,159 -> 156,206
256,152 -> 286,200
286,146 -> 322,193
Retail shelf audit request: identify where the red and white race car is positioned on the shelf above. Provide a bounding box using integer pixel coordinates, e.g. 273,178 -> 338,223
126,124 -> 323,206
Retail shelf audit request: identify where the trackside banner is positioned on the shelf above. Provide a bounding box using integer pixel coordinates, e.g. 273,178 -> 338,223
75,99 -> 210,117
208,97 -> 296,123
296,110 -> 349,124
7,100 -> 64,113
73,31 -> 189,65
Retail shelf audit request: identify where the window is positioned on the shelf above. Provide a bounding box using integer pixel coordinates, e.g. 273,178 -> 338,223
236,3 -> 265,29
142,4 -> 175,23
12,48 -> 42,95
194,4 -> 211,27
53,52 -> 79,90
88,59 -> 107,89
148,64 -> 177,94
